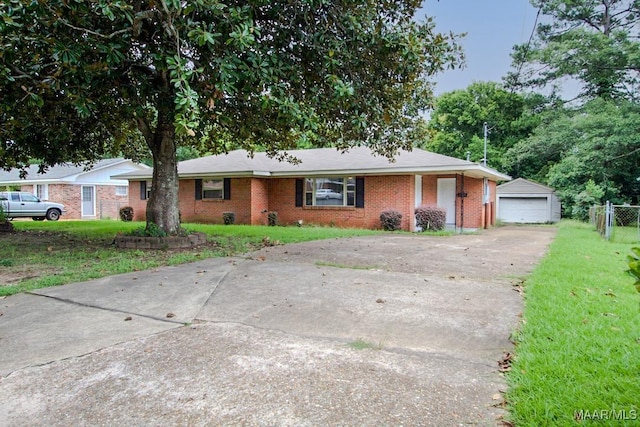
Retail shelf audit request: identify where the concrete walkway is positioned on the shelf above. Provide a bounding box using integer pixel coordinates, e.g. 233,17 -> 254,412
0,226 -> 556,426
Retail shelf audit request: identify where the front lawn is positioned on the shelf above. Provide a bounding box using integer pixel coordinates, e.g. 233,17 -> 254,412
506,220 -> 639,425
0,220 -> 381,296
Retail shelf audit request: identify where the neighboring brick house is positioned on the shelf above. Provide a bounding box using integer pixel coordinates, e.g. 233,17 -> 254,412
117,148 -> 510,232
0,159 -> 150,220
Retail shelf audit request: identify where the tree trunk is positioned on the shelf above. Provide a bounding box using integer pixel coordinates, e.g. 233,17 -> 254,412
145,88 -> 181,235
146,124 -> 180,235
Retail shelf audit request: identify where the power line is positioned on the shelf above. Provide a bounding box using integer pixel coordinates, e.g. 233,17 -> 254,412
510,4 -> 543,92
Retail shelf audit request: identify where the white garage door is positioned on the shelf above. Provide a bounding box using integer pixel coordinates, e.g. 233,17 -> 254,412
498,197 -> 549,223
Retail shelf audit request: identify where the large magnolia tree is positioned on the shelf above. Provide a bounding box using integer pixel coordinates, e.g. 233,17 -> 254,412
0,0 -> 462,234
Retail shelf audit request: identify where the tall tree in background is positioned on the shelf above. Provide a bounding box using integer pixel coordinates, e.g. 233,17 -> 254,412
507,0 -> 640,101
504,99 -> 640,218
425,81 -> 548,169
0,1 -> 462,235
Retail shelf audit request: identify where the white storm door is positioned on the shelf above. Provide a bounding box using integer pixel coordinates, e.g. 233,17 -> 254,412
437,178 -> 456,225
82,186 -> 95,217
414,175 -> 423,230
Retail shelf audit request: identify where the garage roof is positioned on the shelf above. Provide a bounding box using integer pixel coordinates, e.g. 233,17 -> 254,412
497,178 -> 555,194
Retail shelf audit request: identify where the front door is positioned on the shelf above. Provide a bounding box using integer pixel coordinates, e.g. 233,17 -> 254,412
81,186 -> 95,217
437,178 -> 456,225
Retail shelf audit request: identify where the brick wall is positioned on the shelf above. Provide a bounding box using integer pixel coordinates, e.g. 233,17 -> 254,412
19,184 -> 128,219
266,176 -> 414,230
128,174 -> 498,231
420,175 -> 497,230
250,178 -> 270,225
177,178 -> 252,224
128,182 -> 147,222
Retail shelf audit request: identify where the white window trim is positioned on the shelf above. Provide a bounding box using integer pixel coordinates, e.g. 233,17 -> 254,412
81,185 -> 96,217
115,185 -> 128,196
304,177 -> 355,207
34,184 -> 48,200
202,179 -> 224,200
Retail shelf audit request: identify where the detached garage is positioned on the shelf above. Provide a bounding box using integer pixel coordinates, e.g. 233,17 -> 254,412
497,178 -> 561,224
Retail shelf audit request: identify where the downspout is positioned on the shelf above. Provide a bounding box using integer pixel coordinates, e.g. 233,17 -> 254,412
483,177 -> 489,229
461,174 -> 464,232
457,173 -> 465,233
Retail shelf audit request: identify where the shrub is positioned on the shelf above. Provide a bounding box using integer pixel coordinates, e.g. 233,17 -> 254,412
222,211 -> 235,225
119,206 -> 134,222
380,210 -> 402,231
129,222 -> 168,237
267,211 -> 278,226
415,205 -> 446,231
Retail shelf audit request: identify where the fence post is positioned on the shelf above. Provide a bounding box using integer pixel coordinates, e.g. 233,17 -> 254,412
604,201 -> 613,240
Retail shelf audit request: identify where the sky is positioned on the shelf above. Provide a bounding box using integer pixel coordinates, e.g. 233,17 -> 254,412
417,0 -> 539,96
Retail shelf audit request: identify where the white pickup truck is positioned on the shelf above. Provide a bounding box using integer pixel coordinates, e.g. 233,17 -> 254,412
0,191 -> 65,221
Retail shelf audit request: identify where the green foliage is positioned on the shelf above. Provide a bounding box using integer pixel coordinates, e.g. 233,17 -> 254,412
628,247 -> 640,293
415,205 -> 446,231
0,0 -> 463,235
507,0 -> 640,101
572,179 -> 605,221
130,222 -> 168,237
222,211 -> 235,225
0,202 -> 6,223
119,206 -> 134,222
267,211 -> 278,227
425,82 -> 549,169
379,209 -> 403,231
505,98 -> 640,218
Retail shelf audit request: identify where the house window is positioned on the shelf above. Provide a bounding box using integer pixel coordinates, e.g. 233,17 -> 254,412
115,186 -> 128,196
35,184 -> 48,200
304,177 -> 355,207
202,179 -> 224,199
140,181 -> 152,200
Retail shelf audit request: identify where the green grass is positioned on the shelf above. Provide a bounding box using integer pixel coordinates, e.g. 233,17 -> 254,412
315,261 -> 380,270
611,225 -> 640,244
347,338 -> 384,350
506,220 -> 640,426
0,220 -> 382,296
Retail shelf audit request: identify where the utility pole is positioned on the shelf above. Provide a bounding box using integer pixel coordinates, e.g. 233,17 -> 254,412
483,121 -> 488,167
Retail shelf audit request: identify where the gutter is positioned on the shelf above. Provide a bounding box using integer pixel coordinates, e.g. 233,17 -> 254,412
113,164 -> 511,182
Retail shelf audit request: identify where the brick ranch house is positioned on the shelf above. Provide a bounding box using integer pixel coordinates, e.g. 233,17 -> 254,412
0,158 -> 150,219
116,147 -> 511,232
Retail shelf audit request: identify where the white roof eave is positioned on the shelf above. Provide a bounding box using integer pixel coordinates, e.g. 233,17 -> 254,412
113,164 -> 511,182
270,165 -> 511,181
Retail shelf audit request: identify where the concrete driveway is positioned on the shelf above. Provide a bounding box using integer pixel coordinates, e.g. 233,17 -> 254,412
0,226 -> 556,426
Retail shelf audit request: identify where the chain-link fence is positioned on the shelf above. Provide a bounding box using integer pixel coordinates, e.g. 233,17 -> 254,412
98,200 -> 126,220
590,202 -> 640,243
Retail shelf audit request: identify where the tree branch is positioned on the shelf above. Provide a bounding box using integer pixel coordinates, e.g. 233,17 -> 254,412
136,115 -> 154,145
42,2 -> 131,39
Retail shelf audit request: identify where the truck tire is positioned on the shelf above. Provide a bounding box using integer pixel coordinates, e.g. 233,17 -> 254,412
46,209 -> 61,221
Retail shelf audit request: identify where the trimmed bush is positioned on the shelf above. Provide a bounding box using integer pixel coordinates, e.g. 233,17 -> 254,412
267,211 -> 278,226
222,211 -> 235,225
380,209 -> 403,231
119,206 -> 134,222
415,205 -> 446,231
